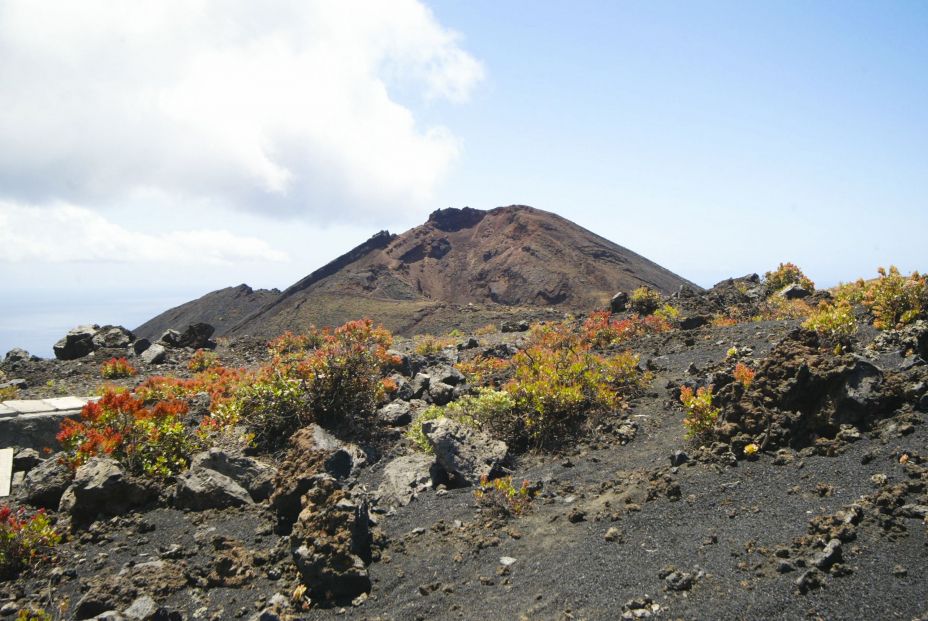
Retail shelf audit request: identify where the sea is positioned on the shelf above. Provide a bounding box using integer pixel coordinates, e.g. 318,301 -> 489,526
0,289 -> 203,359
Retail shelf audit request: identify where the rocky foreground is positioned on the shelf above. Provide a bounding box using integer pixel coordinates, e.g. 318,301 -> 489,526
1,272 -> 927,621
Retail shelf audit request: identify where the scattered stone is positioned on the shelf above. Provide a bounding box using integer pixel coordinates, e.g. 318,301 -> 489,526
567,508 -> 586,523
892,564 -> 908,578
377,400 -> 413,427
140,343 -> 167,365
92,326 -> 134,350
132,339 -> 152,356
13,448 -> 41,472
21,457 -> 73,509
174,467 -> 253,511
610,292 -> 629,313
777,283 -> 812,299
422,417 -> 508,484
53,325 -> 99,360
811,538 -> 842,570
604,527 -> 622,542
499,556 -> 517,567
122,595 -> 158,620
376,454 -> 434,507
664,570 -> 694,591
4,347 -> 34,363
159,323 -> 215,349
669,450 -> 689,467
428,381 -> 454,406
59,458 -> 154,522
501,320 -> 529,333
290,476 -> 371,601
189,448 -> 276,502
795,568 -> 823,593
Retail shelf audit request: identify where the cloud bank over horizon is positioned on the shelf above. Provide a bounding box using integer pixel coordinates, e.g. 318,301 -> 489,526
0,0 -> 483,258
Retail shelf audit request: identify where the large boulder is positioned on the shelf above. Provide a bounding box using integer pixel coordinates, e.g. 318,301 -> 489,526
377,400 -> 412,427
21,457 -> 73,509
290,476 -> 371,601
59,458 -> 153,521
299,424 -> 368,478
159,323 -> 215,350
610,291 -> 629,313
3,348 -> 35,364
422,418 -> 508,485
91,325 -> 135,349
189,448 -> 276,501
376,454 -> 434,507
53,325 -> 99,360
173,467 -> 253,511
139,343 -> 167,365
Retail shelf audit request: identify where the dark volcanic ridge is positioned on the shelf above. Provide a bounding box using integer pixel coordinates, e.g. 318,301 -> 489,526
137,205 -> 698,340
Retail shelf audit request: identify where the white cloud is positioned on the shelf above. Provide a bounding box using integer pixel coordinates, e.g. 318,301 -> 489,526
0,202 -> 288,265
0,0 -> 482,220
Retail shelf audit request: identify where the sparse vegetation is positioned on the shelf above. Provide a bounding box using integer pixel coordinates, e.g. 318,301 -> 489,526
413,334 -> 456,356
407,388 -> 514,453
188,348 -> 220,372
803,300 -> 857,341
679,385 -> 720,441
100,357 -> 137,379
474,475 -> 535,517
628,286 -> 663,315
226,319 -> 397,448
57,390 -> 197,477
733,363 -> 755,388
862,266 -> 927,330
0,505 -> 60,580
763,262 -> 814,295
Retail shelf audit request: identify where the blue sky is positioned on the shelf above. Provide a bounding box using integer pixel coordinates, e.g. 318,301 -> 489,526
1,1 -> 926,355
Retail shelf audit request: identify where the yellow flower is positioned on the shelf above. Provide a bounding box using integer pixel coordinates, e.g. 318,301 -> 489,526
743,443 -> 759,456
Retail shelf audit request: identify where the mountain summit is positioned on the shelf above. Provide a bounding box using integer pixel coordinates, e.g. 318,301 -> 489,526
137,205 -> 697,339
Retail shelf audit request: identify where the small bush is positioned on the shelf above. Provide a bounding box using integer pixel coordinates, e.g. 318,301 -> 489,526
188,349 -> 219,372
230,320 -> 397,448
57,389 -> 197,477
763,262 -> 814,295
0,505 -> 60,580
733,363 -> 755,388
503,324 -> 644,448
100,357 -> 137,379
803,300 -> 857,341
474,475 -> 535,517
862,266 -> 927,330
0,373 -> 17,401
652,303 -> 680,323
753,296 -> 814,321
582,311 -> 672,348
414,334 -> 456,356
629,287 -> 663,315
475,324 -> 499,336
833,279 -> 868,305
407,388 -> 514,453
679,385 -> 720,441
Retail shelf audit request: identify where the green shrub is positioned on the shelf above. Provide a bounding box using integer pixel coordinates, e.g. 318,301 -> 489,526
229,320 -> 396,449
862,266 -> 927,330
803,300 -> 857,341
474,475 -> 535,517
764,262 -> 814,295
407,388 -> 514,453
629,287 -> 663,315
100,357 -> 137,379
502,323 -> 645,449
0,505 -> 60,580
652,303 -> 681,323
679,385 -> 720,441
188,349 -> 220,372
57,390 -> 197,477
